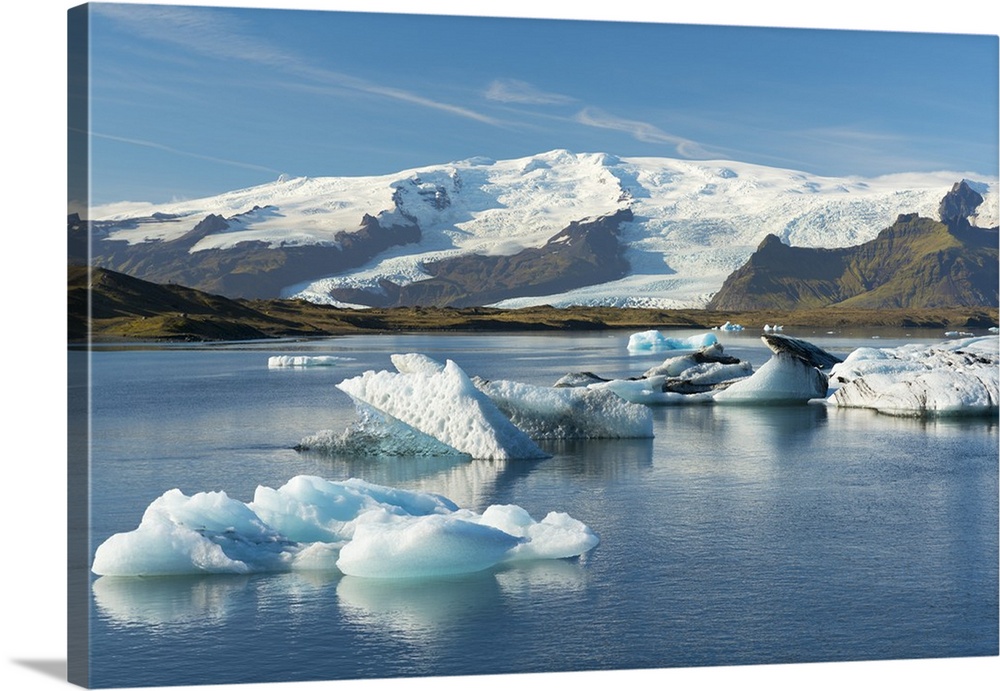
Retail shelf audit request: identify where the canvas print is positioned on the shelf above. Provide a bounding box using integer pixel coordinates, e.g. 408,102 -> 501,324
67,2 -> 999,689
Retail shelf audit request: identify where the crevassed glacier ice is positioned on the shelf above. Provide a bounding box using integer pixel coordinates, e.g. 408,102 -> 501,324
336,358 -> 547,460
92,475 -> 599,578
827,336 -> 999,416
268,355 -> 352,368
627,330 -> 718,353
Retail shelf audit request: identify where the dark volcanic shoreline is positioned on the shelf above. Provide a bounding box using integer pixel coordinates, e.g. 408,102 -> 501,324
70,265 -> 999,343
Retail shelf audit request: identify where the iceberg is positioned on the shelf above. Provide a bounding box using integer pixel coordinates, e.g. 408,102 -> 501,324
626,330 -> 719,353
827,336 -> 999,416
92,475 -> 599,579
712,321 -> 744,332
336,358 -> 547,460
713,334 -> 838,404
474,378 -> 654,438
268,355 -> 352,368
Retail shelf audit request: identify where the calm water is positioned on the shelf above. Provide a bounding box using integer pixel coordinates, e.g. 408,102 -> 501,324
79,330 -> 999,688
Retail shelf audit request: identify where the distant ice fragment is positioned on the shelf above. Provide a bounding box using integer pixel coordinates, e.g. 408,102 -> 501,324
713,321 -> 744,332
92,475 -> 599,579
827,336 -> 999,416
268,355 -> 352,368
627,330 -> 718,352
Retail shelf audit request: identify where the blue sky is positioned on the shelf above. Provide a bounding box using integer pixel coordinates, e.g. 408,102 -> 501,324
80,1 -> 999,206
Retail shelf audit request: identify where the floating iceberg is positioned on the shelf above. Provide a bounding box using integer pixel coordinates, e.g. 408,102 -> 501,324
92,475 -> 599,579
268,355 -> 353,368
326,354 -> 655,458
827,336 -> 999,416
713,334 -> 838,404
336,358 -> 547,460
712,321 -> 745,332
561,336 -> 838,406
474,378 -> 654,438
626,330 -> 718,353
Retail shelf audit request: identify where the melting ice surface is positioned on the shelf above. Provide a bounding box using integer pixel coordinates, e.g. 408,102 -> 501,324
92,475 -> 599,579
312,353 -> 654,460
827,336 -> 999,416
626,330 -> 718,353
268,355 -> 353,368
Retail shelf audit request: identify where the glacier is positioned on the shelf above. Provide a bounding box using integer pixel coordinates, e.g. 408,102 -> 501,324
91,475 -> 599,578
88,149 -> 998,309
827,336 -> 999,416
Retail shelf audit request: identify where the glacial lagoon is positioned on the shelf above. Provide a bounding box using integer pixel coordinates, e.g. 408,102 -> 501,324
80,330 -> 998,687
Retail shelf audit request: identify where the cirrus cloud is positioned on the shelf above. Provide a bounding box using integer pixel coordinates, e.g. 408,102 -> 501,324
575,107 -> 715,158
485,78 -> 576,105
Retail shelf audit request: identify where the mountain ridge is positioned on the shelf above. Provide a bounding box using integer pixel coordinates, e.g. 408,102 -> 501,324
77,150 -> 998,309
707,182 -> 999,311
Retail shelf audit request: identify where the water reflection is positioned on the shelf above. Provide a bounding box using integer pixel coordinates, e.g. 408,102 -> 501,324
337,572 -> 502,641
92,574 -> 251,627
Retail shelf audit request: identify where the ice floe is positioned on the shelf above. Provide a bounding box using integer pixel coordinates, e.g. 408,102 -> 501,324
827,336 -> 999,416
336,358 -> 547,460
322,354 -> 655,459
626,330 -> 718,353
92,475 -> 599,578
713,321 -> 745,331
474,377 -> 654,438
268,355 -> 353,368
557,335 -> 840,406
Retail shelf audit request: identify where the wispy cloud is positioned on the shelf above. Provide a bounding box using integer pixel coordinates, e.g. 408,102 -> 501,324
485,78 -> 576,105
92,4 -> 503,127
83,129 -> 285,174
575,107 -> 714,158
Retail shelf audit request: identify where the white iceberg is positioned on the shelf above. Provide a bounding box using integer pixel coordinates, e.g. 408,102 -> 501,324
827,336 -> 999,416
712,352 -> 829,404
336,358 -> 547,460
583,376 -> 711,406
92,475 -> 599,579
474,378 -> 654,438
713,334 -> 837,404
640,343 -> 754,394
268,355 -> 352,368
712,321 -> 745,332
626,330 -> 718,353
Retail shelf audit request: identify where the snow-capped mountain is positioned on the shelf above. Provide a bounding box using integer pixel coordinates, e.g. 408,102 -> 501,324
85,150 -> 999,308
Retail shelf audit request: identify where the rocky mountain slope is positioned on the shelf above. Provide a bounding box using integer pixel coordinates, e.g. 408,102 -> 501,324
707,182 -> 999,311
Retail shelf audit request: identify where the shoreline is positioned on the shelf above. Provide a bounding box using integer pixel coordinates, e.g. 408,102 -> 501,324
73,302 -> 1000,344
